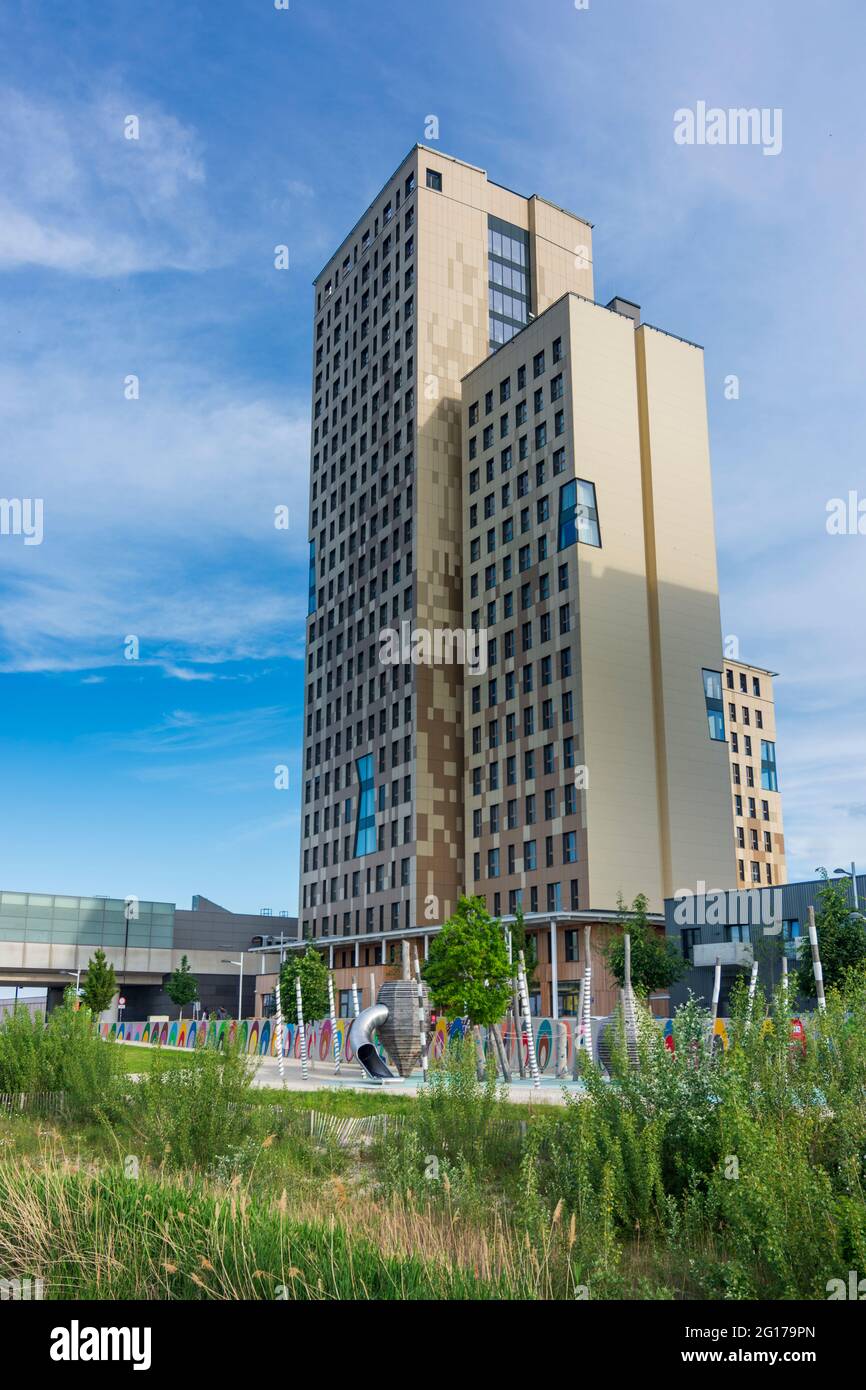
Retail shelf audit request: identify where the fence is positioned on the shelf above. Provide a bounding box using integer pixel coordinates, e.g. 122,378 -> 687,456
101,1013 -> 734,1075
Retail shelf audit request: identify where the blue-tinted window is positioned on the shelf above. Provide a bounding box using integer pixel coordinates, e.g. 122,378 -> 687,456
702,669 -> 725,741
353,755 -> 377,857
488,215 -> 531,350
558,479 -> 601,551
308,541 -> 316,614
761,739 -> 778,791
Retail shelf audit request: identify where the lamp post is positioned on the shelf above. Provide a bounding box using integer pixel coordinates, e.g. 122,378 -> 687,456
222,954 -> 244,1021
834,863 -> 859,911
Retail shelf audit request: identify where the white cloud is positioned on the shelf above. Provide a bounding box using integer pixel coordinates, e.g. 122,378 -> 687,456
0,87 -> 218,276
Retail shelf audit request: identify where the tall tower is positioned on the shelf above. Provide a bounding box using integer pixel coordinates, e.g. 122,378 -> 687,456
460,292 -> 738,924
299,146 -> 594,945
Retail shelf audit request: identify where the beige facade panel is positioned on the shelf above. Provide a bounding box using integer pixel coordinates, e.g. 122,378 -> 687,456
635,326 -> 737,896
567,299 -> 665,911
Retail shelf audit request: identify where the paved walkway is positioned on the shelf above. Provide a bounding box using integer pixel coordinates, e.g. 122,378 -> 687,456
118,1038 -> 583,1105
249,1051 -> 581,1104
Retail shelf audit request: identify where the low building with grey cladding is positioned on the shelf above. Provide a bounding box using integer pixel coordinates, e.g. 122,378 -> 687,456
664,873 -> 865,1013
0,889 -> 296,1018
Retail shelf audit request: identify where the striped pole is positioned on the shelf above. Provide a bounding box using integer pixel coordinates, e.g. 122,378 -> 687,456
578,922 -> 592,1050
780,952 -> 789,1012
413,947 -> 428,1084
351,978 -> 360,1017
517,951 -> 540,1088
808,905 -> 826,1013
274,972 -> 285,1084
710,956 -> 721,1029
745,959 -> 759,1027
327,973 -> 342,1074
295,975 -> 308,1081
580,923 -> 593,1051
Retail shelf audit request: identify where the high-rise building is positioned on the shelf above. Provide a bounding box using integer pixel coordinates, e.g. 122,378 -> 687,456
723,660 -> 786,886
298,144 -> 779,1017
300,146 -> 593,951
461,291 -> 737,928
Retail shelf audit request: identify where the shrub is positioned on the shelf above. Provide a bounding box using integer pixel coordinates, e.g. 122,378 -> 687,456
123,1038 -> 257,1172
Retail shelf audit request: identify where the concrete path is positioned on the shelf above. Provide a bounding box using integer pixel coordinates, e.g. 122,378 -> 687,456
117,1037 -> 583,1105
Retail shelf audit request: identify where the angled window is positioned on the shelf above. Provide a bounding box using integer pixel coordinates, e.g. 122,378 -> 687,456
558,478 -> 601,550
353,755 -> 377,857
760,739 -> 778,791
702,669 -> 725,740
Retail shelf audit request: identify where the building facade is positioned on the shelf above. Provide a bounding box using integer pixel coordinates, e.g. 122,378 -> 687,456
297,144 -> 781,1018
722,660 -> 786,887
0,890 -> 294,1019
665,873 -> 864,1013
300,145 -> 593,948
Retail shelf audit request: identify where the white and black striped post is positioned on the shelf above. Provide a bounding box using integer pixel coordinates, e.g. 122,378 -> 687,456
273,973 -> 285,1085
517,950 -> 540,1088
413,947 -> 428,1084
579,923 -> 593,1054
327,973 -> 341,1074
351,978 -> 360,1017
710,956 -> 721,1030
295,975 -> 308,1081
745,958 -> 759,1028
808,905 -> 826,1013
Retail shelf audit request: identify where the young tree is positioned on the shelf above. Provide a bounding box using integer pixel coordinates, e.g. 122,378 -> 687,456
422,895 -> 513,1026
279,945 -> 330,1024
165,955 -> 199,1019
604,892 -> 686,995
80,947 -> 118,1015
797,868 -> 866,996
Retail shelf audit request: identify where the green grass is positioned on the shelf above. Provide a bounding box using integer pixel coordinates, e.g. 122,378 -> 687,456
0,1162 -> 521,1300
114,1042 -> 199,1071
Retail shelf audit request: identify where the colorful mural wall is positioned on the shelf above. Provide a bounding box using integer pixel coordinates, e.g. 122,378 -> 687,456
99,1011 -> 787,1075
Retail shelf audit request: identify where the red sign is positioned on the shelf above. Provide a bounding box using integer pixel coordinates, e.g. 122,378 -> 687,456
118,996 -> 126,1007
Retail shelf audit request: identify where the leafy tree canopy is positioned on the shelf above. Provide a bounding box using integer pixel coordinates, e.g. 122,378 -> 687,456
797,868 -> 866,996
604,892 -> 687,995
80,947 -> 118,1015
279,945 -> 330,1024
165,955 -> 199,1017
422,895 -> 512,1027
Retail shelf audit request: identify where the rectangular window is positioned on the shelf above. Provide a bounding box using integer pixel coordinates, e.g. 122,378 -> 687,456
426,168 -> 442,191
353,755 -> 377,857
558,478 -> 601,550
761,740 -> 778,791
487,215 -> 531,350
702,669 -> 725,741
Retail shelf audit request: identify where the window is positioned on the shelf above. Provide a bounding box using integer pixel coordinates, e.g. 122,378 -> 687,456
564,928 -> 579,962
761,740 -> 778,792
558,478 -> 601,549
702,669 -> 725,741
353,755 -> 377,857
488,215 -> 530,349
426,168 -> 442,191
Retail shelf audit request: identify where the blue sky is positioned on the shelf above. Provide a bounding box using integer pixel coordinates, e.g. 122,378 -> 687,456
0,0 -> 863,915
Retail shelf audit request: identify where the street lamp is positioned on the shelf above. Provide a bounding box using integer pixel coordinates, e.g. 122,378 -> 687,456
834,862 -> 860,911
222,954 -> 244,1021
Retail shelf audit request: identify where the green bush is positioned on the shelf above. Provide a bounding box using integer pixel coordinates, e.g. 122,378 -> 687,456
123,1038 -> 257,1172
0,1001 -> 123,1121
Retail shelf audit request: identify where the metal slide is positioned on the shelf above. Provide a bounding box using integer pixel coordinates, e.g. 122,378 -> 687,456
348,1003 -> 397,1082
